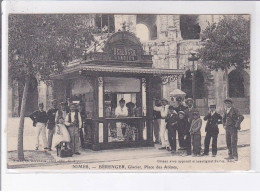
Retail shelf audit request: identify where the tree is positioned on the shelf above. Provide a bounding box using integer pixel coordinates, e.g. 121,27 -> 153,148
9,14 -> 95,160
198,15 -> 250,97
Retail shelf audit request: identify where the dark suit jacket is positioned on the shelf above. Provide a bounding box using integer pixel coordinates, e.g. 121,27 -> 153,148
165,112 -> 178,130
204,112 -> 222,134
223,107 -> 244,130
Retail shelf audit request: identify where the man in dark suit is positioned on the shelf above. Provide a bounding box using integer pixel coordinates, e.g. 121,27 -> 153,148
165,106 -> 178,153
223,98 -> 244,161
183,98 -> 198,150
202,105 -> 222,157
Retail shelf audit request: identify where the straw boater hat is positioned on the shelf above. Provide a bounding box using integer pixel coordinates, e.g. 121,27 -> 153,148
224,98 -> 233,104
178,111 -> 185,116
185,98 -> 194,103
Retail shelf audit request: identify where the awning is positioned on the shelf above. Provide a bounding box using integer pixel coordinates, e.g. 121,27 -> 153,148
51,63 -> 185,79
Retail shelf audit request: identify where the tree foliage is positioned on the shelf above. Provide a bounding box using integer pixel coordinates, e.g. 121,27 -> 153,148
9,14 -> 95,84
198,15 -> 250,71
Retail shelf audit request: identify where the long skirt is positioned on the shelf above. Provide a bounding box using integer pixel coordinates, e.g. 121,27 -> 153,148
52,124 -> 71,149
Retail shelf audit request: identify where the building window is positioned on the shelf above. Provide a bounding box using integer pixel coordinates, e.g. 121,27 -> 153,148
95,14 -> 115,33
180,15 -> 201,40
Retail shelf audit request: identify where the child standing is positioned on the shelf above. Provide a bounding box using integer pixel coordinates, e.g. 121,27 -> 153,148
176,111 -> 191,156
190,111 -> 202,156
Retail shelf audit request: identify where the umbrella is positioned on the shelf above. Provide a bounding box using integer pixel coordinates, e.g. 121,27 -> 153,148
169,89 -> 186,97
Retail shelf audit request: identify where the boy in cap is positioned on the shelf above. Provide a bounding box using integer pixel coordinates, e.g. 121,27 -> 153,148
165,106 -> 178,153
202,105 -> 222,157
46,99 -> 58,151
190,110 -> 202,156
154,98 -> 170,150
29,103 -> 48,151
223,98 -> 244,161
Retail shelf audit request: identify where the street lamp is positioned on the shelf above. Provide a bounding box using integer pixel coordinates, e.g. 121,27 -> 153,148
188,51 -> 199,105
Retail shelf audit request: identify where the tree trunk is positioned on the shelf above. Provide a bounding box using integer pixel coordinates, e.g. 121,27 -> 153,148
224,67 -> 229,98
17,76 -> 30,160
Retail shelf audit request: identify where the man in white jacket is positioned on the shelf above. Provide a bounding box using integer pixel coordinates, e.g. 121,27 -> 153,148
154,98 -> 170,150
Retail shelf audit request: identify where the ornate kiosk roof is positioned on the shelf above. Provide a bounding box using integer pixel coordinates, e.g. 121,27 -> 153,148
52,31 -> 184,79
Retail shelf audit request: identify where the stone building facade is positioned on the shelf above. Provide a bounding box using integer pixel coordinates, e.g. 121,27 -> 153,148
8,14 -> 250,117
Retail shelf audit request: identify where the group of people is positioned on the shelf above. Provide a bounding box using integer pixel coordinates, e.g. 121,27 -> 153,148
29,100 -> 86,155
153,97 -> 244,161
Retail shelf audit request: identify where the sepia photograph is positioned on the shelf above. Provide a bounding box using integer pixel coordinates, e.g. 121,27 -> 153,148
6,13 -> 250,171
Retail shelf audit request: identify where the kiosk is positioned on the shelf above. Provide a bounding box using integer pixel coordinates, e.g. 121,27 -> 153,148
51,31 -> 184,150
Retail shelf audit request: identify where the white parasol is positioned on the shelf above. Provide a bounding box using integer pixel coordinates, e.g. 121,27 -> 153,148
169,89 -> 186,97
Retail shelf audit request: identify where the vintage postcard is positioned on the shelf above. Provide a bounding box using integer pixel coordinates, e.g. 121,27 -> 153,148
6,13 -> 250,171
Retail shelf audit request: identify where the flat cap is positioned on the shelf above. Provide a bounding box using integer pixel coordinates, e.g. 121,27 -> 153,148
185,98 -> 194,103
224,98 -> 233,104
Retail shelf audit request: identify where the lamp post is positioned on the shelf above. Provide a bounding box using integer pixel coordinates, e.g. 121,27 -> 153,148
188,52 -> 199,105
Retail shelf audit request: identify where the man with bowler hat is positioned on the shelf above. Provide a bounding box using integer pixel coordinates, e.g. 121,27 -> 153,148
202,104 -> 222,157
223,98 -> 244,161
46,99 -> 58,151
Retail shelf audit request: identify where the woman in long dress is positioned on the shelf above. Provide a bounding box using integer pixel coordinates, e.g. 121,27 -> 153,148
52,117 -> 71,149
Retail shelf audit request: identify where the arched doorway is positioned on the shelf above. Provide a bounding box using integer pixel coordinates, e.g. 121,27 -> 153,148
181,70 -> 206,99
181,70 -> 207,114
136,14 -> 157,41
136,23 -> 150,42
228,70 -> 245,98
228,69 -> 250,114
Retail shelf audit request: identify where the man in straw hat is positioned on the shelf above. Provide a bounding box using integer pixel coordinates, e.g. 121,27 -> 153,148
65,103 -> 82,155
154,98 -> 170,150
223,98 -> 244,161
202,105 -> 222,157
